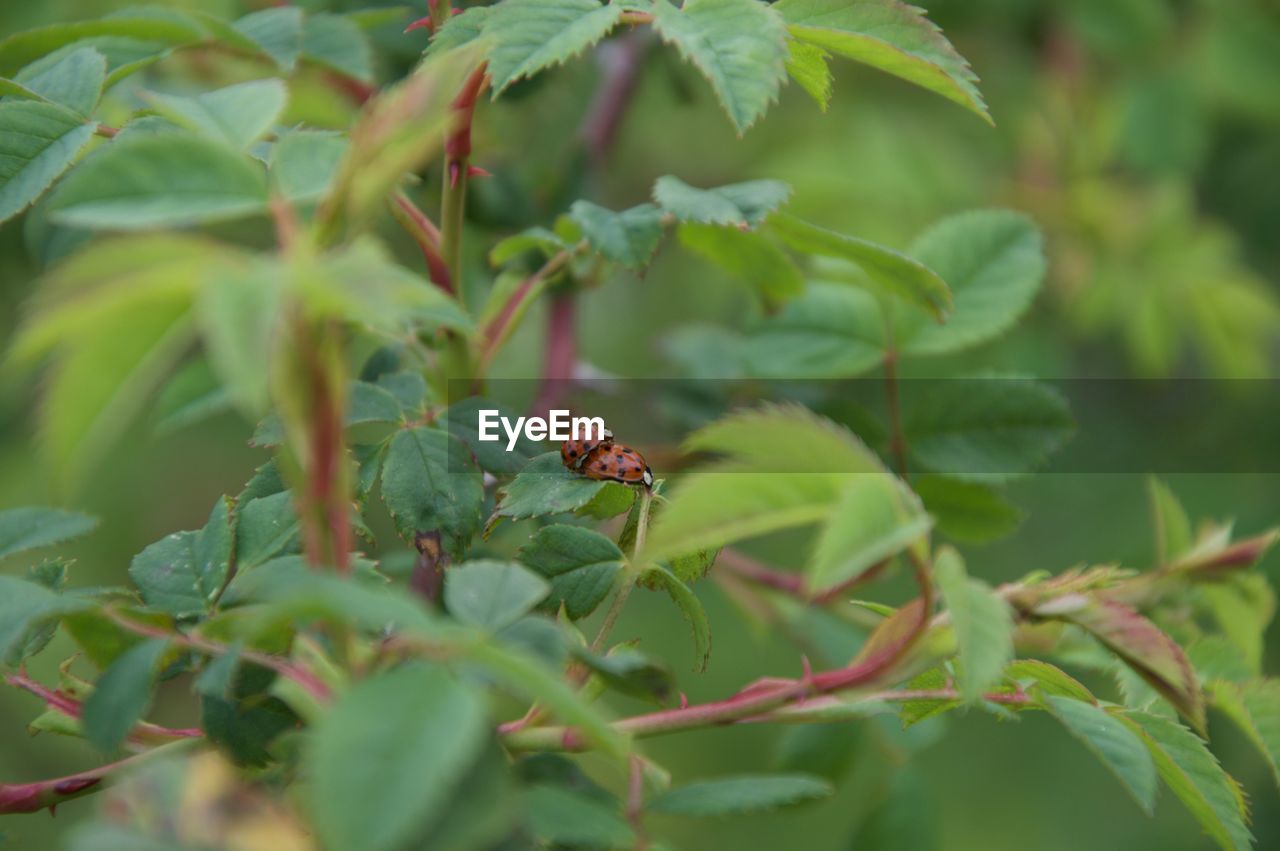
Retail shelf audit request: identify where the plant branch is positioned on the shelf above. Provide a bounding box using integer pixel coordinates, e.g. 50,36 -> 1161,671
0,739 -> 199,815
589,488 -> 654,653
104,609 -> 331,702
2,672 -> 202,746
391,190 -> 453,293
717,548 -> 891,605
440,63 -> 489,296
476,246 -> 579,376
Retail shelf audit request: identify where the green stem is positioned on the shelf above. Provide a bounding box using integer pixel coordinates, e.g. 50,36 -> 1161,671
589,488 -> 653,653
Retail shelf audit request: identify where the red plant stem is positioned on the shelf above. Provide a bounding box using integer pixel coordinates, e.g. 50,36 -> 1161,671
2,673 -> 202,745
440,63 -> 489,291
104,610 -> 331,702
716,550 -> 805,595
505,562 -> 935,751
717,549 -> 890,604
528,291 -> 577,418
0,740 -> 198,815
282,317 -> 351,575
324,71 -> 376,105
392,191 -> 453,293
476,248 -> 576,375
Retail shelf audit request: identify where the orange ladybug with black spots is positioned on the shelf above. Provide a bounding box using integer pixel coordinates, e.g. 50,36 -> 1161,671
580,443 -> 653,488
561,427 -> 613,471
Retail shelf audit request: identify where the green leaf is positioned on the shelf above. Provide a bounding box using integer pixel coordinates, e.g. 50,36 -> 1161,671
235,492 -> 300,570
679,223 -> 804,302
269,129 -> 347,203
1004,659 -> 1094,703
1054,599 -> 1205,732
741,283 -> 884,378
196,261 -> 280,417
494,452 -> 611,522
381,426 -> 484,558
651,0 -> 788,133
806,475 -> 931,594
643,563 -> 712,671
653,175 -> 791,227
1200,574 -> 1274,675
785,40 -> 832,110
445,560 -> 550,630
1208,679 -> 1280,789
81,637 -> 169,753
302,13 -> 373,81
467,639 -> 629,758
914,475 -> 1023,545
1118,710 -> 1252,851
11,46 -> 107,116
0,10 -> 204,76
933,547 -> 1013,702
1045,697 -> 1158,814
128,496 -> 233,618
774,0 -> 989,123
0,575 -> 91,665
901,376 -> 1073,480
146,79 -> 286,151
523,785 -> 634,847
647,774 -> 832,816
897,666 -> 960,727
769,213 -> 952,319
1148,476 -> 1193,565
0,506 -> 97,560
437,396 -> 539,476
428,7 -> 490,56
645,405 -> 903,566
570,201 -> 664,270
572,645 -> 674,704
193,642 -> 241,699
233,7 -> 304,71
37,290 -> 194,485
518,525 -> 624,620
898,210 -> 1046,356
483,0 -> 623,94
303,239 -> 473,337
48,133 -> 269,229
0,100 -> 97,223
231,567 -> 441,639
307,663 -> 489,851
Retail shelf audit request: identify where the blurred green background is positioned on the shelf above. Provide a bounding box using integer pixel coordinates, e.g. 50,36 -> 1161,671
2,0 -> 1279,849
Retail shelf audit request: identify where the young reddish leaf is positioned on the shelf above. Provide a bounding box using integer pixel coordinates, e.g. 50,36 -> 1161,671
1055,599 -> 1205,732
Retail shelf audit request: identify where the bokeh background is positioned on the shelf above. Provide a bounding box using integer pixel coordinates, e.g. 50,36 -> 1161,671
2,0 -> 1279,848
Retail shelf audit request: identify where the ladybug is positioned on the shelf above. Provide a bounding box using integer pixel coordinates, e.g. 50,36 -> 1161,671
580,443 -> 654,488
561,427 -> 613,471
